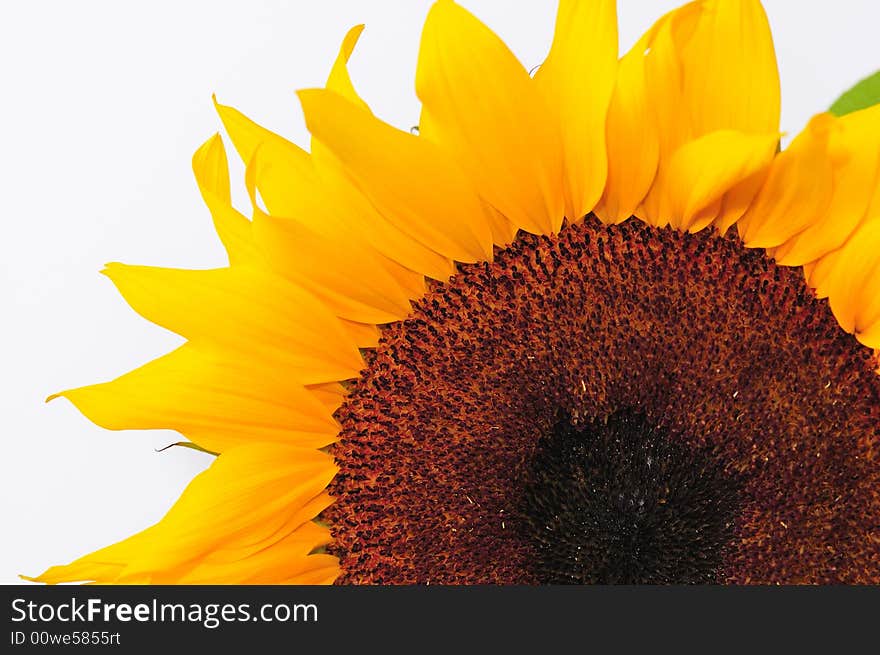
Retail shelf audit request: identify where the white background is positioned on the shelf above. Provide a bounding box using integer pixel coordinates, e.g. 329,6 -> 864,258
1,0 -> 877,584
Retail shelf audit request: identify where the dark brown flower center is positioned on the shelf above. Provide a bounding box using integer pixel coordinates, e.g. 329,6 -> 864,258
522,410 -> 739,584
326,217 -> 880,584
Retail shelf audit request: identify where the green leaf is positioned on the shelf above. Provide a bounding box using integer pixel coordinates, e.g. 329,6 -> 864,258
829,70 -> 880,117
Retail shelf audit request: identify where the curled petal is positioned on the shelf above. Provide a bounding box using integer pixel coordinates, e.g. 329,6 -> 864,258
191,135 -> 259,266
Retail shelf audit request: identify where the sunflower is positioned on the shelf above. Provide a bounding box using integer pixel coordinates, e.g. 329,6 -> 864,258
30,0 -> 880,585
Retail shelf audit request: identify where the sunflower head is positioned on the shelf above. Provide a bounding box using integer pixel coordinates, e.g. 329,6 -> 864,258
29,0 -> 880,585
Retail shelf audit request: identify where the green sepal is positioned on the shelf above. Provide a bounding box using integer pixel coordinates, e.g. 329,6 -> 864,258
155,441 -> 219,456
829,70 -> 880,116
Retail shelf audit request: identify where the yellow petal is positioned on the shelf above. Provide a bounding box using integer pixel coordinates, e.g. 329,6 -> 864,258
103,263 -> 363,384
130,445 -> 335,581
299,88 -> 493,263
314,23 -> 456,279
739,114 -> 835,248
340,319 -> 381,348
172,493 -> 336,583
252,210 -> 414,325
855,321 -> 880,351
30,444 -> 338,584
637,5 -> 700,225
483,201 -> 519,246
416,0 -> 563,234
319,23 -> 454,282
822,220 -> 880,348
700,0 -> 783,233
176,528 -> 339,584
774,105 -> 880,265
639,0 -> 781,228
307,381 -> 348,413
535,0 -> 617,220
680,0 -> 779,136
660,130 -> 779,231
216,100 -> 412,291
646,4 -> 700,162
217,97 -> 413,299
218,89 -> 452,282
711,168 -> 771,236
213,96 -> 274,167
804,253 -> 834,299
178,490 -> 335,569
191,134 -> 260,266
24,526 -> 156,584
311,144 -> 456,281
243,148 -> 415,325
50,342 -> 339,454
230,115 -> 310,217
220,117 -> 426,303
316,158 -> 458,281
278,558 -> 341,585
595,31 -> 658,225
822,161 -> 880,300
325,24 -> 369,111
866,160 -> 880,220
